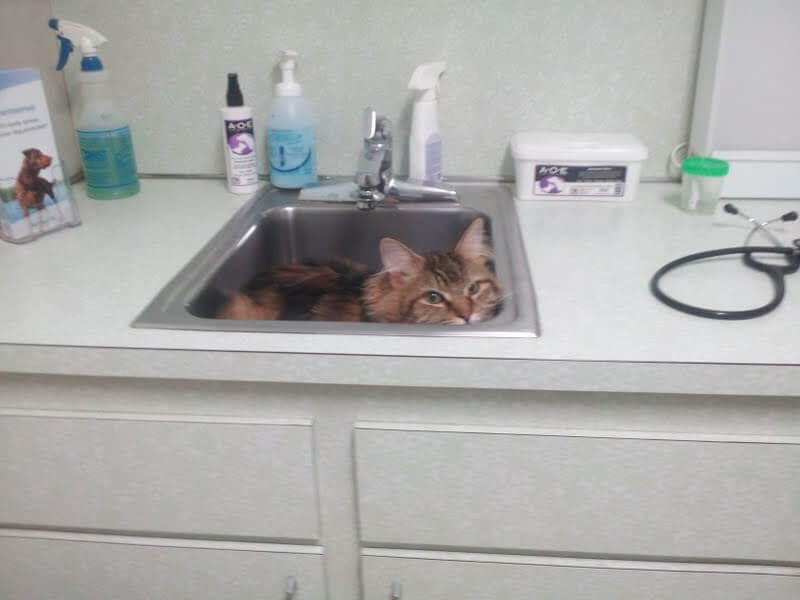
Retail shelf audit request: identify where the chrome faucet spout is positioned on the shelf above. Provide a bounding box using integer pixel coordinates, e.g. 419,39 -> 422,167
354,141 -> 390,190
353,106 -> 457,210
354,107 -> 392,189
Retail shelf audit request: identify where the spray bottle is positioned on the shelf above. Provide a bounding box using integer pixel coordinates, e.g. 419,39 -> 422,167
408,61 -> 446,184
267,50 -> 316,189
48,19 -> 139,199
221,73 -> 259,194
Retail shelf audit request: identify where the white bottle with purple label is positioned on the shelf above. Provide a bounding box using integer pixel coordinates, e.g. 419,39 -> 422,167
221,73 -> 259,194
408,61 -> 446,184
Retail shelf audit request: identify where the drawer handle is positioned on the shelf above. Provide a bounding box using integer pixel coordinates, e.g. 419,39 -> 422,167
286,576 -> 298,599
390,581 -> 402,599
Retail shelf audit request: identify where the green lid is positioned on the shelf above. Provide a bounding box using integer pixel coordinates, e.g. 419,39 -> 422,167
682,156 -> 729,177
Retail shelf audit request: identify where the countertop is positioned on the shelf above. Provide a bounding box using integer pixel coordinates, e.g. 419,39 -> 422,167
1,179 -> 798,396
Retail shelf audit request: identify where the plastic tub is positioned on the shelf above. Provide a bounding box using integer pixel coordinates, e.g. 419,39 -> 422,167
510,132 -> 649,201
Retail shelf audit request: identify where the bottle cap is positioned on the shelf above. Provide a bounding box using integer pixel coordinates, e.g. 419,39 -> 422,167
226,73 -> 244,107
682,156 -> 729,177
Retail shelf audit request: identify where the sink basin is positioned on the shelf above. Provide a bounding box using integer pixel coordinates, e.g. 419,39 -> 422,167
133,182 -> 539,337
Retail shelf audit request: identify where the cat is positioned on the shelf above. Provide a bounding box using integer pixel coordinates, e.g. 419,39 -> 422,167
217,217 -> 504,324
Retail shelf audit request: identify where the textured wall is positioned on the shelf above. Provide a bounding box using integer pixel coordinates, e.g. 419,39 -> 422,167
0,0 -> 81,178
52,0 -> 705,179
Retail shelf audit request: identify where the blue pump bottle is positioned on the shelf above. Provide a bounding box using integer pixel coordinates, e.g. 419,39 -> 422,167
267,51 -> 316,189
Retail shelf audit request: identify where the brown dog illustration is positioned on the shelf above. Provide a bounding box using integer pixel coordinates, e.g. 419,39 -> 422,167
15,148 -> 54,217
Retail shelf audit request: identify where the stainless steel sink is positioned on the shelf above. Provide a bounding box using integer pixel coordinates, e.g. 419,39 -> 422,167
133,181 -> 539,337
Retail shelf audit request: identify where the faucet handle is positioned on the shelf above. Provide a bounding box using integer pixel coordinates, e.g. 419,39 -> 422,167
362,106 -> 391,142
362,107 -> 378,140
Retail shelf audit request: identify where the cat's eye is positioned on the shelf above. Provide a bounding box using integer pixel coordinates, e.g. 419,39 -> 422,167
425,291 -> 444,304
467,282 -> 481,295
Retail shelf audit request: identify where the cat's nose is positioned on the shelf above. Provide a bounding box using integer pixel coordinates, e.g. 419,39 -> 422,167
453,299 -> 473,322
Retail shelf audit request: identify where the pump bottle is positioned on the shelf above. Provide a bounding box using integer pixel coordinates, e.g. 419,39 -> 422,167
267,50 -> 316,189
408,61 -> 446,184
48,19 -> 139,199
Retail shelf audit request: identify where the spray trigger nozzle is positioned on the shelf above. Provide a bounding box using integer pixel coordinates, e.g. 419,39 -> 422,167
408,61 -> 446,101
48,18 -> 108,71
54,35 -> 75,71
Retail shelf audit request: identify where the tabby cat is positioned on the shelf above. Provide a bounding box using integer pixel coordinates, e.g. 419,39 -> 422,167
217,218 -> 503,324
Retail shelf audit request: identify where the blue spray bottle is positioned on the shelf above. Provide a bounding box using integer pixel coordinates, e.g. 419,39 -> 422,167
49,19 -> 140,199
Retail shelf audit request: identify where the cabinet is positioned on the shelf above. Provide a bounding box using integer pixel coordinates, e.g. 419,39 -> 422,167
0,531 -> 325,600
2,375 -> 799,600
355,421 -> 800,599
362,552 -> 800,600
355,423 -> 800,562
0,411 -> 319,541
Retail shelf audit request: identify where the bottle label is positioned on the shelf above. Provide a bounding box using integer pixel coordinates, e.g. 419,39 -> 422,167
268,127 -> 314,175
225,118 -> 258,185
534,165 -> 627,197
425,133 -> 442,182
77,126 -> 139,188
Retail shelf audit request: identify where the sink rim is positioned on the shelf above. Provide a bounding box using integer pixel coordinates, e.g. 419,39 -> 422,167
132,182 -> 539,338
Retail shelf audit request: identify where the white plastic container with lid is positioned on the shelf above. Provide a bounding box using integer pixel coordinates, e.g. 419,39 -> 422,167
510,132 -> 648,201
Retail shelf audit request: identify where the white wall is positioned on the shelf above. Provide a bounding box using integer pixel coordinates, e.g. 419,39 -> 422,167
52,0 -> 705,179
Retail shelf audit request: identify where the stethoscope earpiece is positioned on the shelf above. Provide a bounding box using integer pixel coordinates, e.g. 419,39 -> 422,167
723,203 -> 739,215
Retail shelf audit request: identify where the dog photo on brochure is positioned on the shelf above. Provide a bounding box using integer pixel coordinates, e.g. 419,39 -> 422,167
0,68 -> 80,243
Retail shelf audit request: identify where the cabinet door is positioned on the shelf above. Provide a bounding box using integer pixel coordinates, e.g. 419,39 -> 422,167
355,423 -> 800,562
0,412 -> 319,540
0,531 -> 324,600
362,552 -> 800,600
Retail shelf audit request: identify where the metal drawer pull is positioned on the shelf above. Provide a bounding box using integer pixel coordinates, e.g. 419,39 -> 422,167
390,581 -> 402,599
286,576 -> 297,599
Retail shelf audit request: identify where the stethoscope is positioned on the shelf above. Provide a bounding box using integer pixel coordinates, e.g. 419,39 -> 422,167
650,204 -> 800,319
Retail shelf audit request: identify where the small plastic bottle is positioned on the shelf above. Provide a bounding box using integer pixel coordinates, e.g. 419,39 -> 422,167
267,50 -> 316,189
221,73 -> 259,194
680,156 -> 730,214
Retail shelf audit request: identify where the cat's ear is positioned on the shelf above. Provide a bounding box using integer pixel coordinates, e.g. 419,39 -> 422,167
455,218 -> 492,260
380,238 -> 423,288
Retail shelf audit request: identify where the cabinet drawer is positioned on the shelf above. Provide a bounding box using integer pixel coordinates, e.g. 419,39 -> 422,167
0,531 -> 324,600
362,552 -> 800,600
0,412 -> 319,540
355,424 -> 800,561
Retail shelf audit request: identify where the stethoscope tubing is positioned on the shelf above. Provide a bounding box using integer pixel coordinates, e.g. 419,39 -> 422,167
650,245 -> 799,320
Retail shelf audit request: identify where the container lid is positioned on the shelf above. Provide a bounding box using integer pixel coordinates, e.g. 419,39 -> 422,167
510,131 -> 649,161
682,156 -> 729,177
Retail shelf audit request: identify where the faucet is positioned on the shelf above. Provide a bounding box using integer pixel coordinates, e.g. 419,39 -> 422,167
353,107 -> 458,210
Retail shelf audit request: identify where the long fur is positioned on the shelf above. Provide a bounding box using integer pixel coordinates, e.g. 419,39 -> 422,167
217,219 -> 503,324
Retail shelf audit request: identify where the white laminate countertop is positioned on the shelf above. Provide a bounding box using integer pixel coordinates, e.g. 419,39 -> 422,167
0,179 -> 798,395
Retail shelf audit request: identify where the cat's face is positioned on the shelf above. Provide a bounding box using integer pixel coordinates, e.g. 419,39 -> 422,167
364,218 -> 504,324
